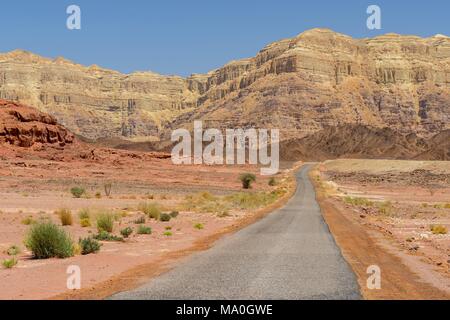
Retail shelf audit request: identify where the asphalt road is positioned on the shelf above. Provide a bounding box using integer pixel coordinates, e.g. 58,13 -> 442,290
111,165 -> 361,300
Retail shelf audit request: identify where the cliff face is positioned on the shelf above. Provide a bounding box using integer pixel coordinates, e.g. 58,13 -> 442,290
1,28 -> 449,141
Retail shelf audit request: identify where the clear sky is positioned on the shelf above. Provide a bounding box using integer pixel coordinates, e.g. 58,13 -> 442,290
0,0 -> 448,76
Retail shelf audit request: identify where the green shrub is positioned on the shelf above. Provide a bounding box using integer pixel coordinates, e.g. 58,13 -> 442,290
6,245 -> 21,256
93,231 -> 124,242
137,225 -> 152,235
80,218 -> 91,228
96,212 -> 115,233
78,208 -> 91,220
430,225 -> 448,235
120,227 -> 133,238
163,231 -> 173,236
268,177 -> 277,186
169,211 -> 179,218
70,186 -> 86,198
194,223 -> 204,230
21,216 -> 35,225
79,237 -> 101,255
25,222 -> 74,259
138,202 -> 161,220
2,257 -> 17,269
57,208 -> 73,226
239,173 -> 256,189
160,213 -> 171,222
134,216 -> 146,224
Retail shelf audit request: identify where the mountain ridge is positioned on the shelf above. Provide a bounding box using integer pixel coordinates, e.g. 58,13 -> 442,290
0,28 -> 448,141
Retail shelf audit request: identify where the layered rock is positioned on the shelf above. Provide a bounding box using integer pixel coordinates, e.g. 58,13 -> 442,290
0,28 -> 449,141
0,99 -> 74,147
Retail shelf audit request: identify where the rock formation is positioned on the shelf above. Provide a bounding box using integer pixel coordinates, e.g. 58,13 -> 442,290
0,28 -> 448,142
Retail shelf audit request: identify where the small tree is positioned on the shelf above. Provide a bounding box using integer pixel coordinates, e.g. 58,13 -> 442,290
239,173 -> 256,189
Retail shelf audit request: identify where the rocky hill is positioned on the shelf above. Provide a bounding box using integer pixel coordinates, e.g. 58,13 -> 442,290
0,28 -> 449,143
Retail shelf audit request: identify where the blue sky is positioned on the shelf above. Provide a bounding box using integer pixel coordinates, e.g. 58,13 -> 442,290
0,0 -> 448,76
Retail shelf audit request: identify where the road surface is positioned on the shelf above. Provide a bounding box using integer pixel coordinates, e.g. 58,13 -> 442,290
111,165 -> 361,300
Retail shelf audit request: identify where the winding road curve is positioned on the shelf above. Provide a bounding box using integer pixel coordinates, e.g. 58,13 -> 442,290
111,165 -> 361,300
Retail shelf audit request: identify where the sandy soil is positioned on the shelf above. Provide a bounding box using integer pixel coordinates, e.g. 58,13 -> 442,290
314,159 -> 450,299
0,142 -> 296,300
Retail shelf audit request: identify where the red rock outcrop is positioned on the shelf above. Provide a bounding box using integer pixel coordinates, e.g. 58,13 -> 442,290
0,99 -> 74,148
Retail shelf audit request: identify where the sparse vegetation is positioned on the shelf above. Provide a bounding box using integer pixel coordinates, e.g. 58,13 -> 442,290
165,226 -> 172,231
79,237 -> 101,255
57,208 -> 73,226
163,231 -> 173,236
96,212 -> 115,233
25,222 -> 74,259
78,208 -> 91,220
134,216 -> 146,224
268,177 -> 277,186
120,227 -> 133,238
21,216 -> 35,225
138,202 -> 161,220
430,225 -> 448,235
95,192 -> 102,199
240,173 -> 256,189
6,245 -> 21,256
160,213 -> 171,222
137,225 -> 152,235
79,218 -> 91,227
169,211 -> 179,218
194,223 -> 204,230
93,231 -> 124,242
70,186 -> 86,198
2,257 -> 17,269
343,196 -> 374,207
225,192 -> 279,210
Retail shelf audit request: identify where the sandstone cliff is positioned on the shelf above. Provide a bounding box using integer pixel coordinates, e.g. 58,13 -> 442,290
0,28 -> 449,141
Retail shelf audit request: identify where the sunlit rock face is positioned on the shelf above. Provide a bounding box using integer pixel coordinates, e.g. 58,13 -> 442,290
1,29 -> 449,141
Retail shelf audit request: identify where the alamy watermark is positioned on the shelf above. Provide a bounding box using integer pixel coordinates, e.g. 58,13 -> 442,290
66,5 -> 81,30
171,121 -> 279,176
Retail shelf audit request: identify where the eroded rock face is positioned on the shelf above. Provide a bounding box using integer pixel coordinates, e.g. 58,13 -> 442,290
0,99 -> 74,147
0,29 -> 449,141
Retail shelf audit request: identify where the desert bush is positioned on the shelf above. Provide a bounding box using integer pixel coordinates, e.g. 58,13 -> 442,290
225,192 -> 278,210
78,208 -> 91,220
79,237 -> 101,255
96,212 -> 115,233
6,245 -> 21,256
57,208 -> 73,226
25,222 -> 74,259
138,202 -> 161,220
137,225 -> 152,235
120,227 -> 133,238
430,225 -> 448,235
165,226 -> 172,230
444,203 -> 450,209
80,218 -> 91,228
93,231 -> 124,242
376,201 -> 393,216
95,192 -> 102,199
169,211 -> 179,218
239,173 -> 256,189
194,223 -> 204,230
134,216 -> 146,224
343,196 -> 374,207
70,186 -> 86,198
160,213 -> 171,222
163,231 -> 173,236
21,216 -> 35,225
268,177 -> 277,186
2,257 -> 17,269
